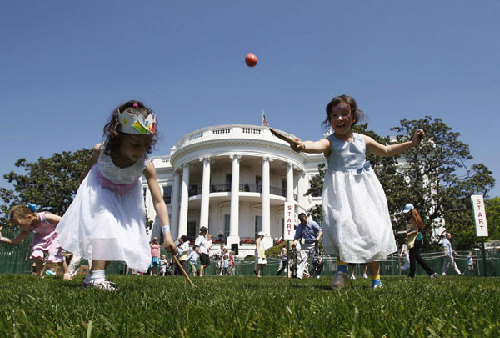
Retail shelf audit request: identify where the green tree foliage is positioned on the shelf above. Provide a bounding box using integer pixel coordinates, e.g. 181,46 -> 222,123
0,149 -> 92,223
486,197 -> 500,240
391,116 -> 495,249
305,116 -> 495,250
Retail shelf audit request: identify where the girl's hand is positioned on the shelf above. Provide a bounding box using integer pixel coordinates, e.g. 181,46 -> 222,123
164,239 -> 177,255
412,129 -> 425,146
290,138 -> 303,152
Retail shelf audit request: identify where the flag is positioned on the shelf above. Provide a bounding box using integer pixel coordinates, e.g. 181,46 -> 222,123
262,110 -> 268,127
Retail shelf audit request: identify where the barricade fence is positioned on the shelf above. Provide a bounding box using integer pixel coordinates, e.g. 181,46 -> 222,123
1,231 -> 499,277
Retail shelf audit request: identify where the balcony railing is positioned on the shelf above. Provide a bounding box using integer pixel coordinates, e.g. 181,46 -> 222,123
187,183 -> 296,199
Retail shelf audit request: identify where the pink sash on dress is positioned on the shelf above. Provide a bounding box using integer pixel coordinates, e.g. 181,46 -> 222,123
96,169 -> 137,195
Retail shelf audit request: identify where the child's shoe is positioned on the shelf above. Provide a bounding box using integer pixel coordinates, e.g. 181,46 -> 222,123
88,280 -> 117,291
63,273 -> 73,281
371,279 -> 383,289
430,272 -> 438,279
349,274 -> 356,280
331,272 -> 348,289
362,273 -> 368,279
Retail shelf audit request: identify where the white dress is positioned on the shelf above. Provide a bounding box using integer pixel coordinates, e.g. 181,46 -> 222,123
56,148 -> 151,272
322,133 -> 397,263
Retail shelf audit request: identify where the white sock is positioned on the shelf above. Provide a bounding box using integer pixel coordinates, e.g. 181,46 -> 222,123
90,270 -> 105,283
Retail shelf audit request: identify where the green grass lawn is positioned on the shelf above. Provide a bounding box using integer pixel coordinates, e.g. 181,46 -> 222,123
1,274 -> 499,337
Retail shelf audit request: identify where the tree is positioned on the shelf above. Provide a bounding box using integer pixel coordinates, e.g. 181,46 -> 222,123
0,149 -> 92,224
486,197 -> 500,240
391,116 -> 495,249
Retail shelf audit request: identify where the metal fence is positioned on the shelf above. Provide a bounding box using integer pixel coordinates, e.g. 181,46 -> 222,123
2,230 -> 499,277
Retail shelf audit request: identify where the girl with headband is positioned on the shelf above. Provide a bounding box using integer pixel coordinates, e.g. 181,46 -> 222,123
56,100 -> 176,290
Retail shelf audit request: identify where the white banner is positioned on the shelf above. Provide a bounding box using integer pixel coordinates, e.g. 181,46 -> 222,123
283,202 -> 295,240
471,195 -> 488,237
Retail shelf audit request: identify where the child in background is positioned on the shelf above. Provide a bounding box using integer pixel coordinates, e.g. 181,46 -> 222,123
187,245 -> 200,276
55,100 -> 176,290
276,244 -> 288,276
0,205 -> 71,280
348,264 -> 368,280
159,254 -> 168,276
291,94 -> 425,289
463,251 -> 474,276
150,237 -> 161,276
178,235 -> 190,275
223,254 -> 229,275
228,250 -> 235,275
441,232 -> 461,275
399,244 -> 410,274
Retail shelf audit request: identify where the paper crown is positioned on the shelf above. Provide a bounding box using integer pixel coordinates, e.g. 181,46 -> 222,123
118,109 -> 157,135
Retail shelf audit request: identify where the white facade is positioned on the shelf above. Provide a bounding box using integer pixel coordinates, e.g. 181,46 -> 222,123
143,124 -> 325,256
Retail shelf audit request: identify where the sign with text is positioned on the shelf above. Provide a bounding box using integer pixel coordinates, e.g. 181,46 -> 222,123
471,195 -> 488,237
283,202 -> 295,240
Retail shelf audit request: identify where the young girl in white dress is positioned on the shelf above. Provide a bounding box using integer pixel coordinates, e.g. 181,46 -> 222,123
292,94 -> 424,289
56,100 -> 176,290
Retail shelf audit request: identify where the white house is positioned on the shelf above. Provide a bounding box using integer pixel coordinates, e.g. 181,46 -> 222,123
143,124 -> 325,257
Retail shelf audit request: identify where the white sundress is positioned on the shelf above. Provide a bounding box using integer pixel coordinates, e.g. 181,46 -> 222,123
321,133 -> 397,263
56,148 -> 151,272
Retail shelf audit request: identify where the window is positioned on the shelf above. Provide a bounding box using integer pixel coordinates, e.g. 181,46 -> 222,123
255,215 -> 262,237
187,221 -> 197,240
224,214 -> 230,238
282,179 -> 287,197
188,184 -> 198,196
162,185 -> 172,204
226,174 -> 232,190
256,176 -> 262,193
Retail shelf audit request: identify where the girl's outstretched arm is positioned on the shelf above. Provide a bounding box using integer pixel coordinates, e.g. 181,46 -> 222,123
291,138 -> 331,156
0,229 -> 29,245
44,213 -> 62,224
144,162 -> 177,255
79,144 -> 101,184
365,129 -> 424,157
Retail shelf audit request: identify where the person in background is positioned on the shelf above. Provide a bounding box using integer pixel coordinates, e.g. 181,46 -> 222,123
404,204 -> 438,279
195,227 -> 211,277
276,244 -> 288,276
187,245 -> 200,277
462,251 -> 474,276
159,254 -> 169,276
149,237 -> 161,276
177,235 -> 189,275
441,232 -> 461,275
255,231 -> 267,277
399,244 -> 410,274
292,213 -> 322,280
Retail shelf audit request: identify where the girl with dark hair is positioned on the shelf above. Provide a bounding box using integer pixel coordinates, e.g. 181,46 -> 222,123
56,100 -> 176,290
403,204 -> 438,278
291,94 -> 425,289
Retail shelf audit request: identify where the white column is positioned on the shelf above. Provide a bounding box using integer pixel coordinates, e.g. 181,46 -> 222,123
227,154 -> 241,248
178,164 -> 190,237
170,172 -> 181,240
199,157 -> 211,228
286,162 -> 294,203
261,156 -> 272,249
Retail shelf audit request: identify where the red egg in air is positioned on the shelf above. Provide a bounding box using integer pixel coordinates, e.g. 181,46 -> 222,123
245,53 -> 258,67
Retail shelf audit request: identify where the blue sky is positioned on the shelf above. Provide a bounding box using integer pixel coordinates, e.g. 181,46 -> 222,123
1,1 -> 499,198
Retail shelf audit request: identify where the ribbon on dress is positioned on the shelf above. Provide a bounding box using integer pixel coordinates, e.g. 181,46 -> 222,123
356,161 -> 371,175
96,169 -> 137,195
